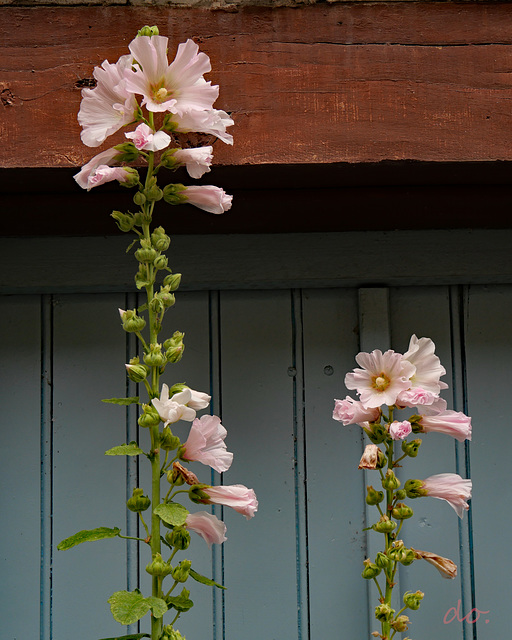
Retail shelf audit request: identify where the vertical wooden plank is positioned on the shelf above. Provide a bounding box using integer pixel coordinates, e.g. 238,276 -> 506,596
220,290 -> 298,640
302,288 -> 367,639
0,295 -> 41,639
389,286 -> 465,640
465,284 -> 512,639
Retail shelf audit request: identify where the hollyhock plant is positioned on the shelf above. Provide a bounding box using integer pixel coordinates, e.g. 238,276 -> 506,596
333,335 -> 472,640
59,26 -> 254,640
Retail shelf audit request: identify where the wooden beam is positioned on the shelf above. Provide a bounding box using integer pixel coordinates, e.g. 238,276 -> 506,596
2,4 -> 512,168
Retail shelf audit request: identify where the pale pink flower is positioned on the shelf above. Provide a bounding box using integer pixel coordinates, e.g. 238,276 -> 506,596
418,410 -> 472,442
417,396 -> 448,415
124,36 -> 218,114
423,473 -> 472,518
171,108 -> 234,144
125,123 -> 171,152
185,511 -> 227,547
389,420 -> 412,441
332,396 -> 380,426
173,146 -> 214,179
201,484 -> 258,519
186,388 -> 211,411
74,148 -> 122,189
345,349 -> 416,409
402,335 -> 448,394
80,165 -> 132,191
78,54 -> 138,147
184,185 -> 233,214
182,415 -> 233,473
396,387 -> 439,408
152,383 -> 196,426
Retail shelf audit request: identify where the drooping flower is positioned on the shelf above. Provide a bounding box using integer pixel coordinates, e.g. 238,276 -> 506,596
186,388 -> 211,410
170,108 -> 234,144
389,420 -> 412,441
185,511 -> 227,547
79,165 -> 136,191
78,54 -> 138,147
405,473 -> 472,518
125,122 -> 171,152
124,36 -> 219,115
333,396 -> 381,426
184,185 -> 233,214
74,147 -> 123,189
345,349 -> 416,409
152,384 -> 196,426
412,549 -> 457,579
416,410 -> 472,442
181,414 -> 233,473
173,146 -> 214,179
402,335 -> 448,394
199,484 -> 258,519
395,387 -> 441,409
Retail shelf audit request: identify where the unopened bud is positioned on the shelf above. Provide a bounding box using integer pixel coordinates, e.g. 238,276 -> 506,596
382,469 -> 401,491
172,559 -> 192,583
362,558 -> 381,580
111,210 -> 134,232
165,526 -> 191,551
125,362 -> 149,383
160,427 -> 181,451
403,590 -> 424,610
137,25 -> 160,37
372,515 -> 397,534
133,191 -> 146,206
375,552 -> 390,569
135,246 -> 158,264
363,421 -> 387,445
401,438 -> 422,457
138,403 -> 161,428
375,603 -> 395,623
366,485 -> 384,506
146,553 -> 172,577
127,487 -> 151,512
119,308 -> 146,333
143,343 -> 166,367
163,273 -> 182,291
391,502 -> 414,520
391,615 -> 410,632
113,142 -> 140,163
151,226 -> 171,252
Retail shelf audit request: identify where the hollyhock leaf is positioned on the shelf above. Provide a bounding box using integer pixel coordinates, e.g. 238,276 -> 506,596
57,527 -> 121,550
105,442 -> 145,456
154,502 -> 189,526
102,397 -> 140,405
189,568 -> 226,589
145,596 -> 168,618
166,588 -> 194,612
107,590 -> 151,625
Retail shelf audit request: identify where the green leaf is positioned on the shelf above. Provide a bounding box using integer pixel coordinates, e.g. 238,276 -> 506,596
145,596 -> 168,619
107,590 -> 151,625
105,442 -> 145,456
154,502 -> 189,526
189,568 -> 226,590
98,634 -> 150,640
166,588 -> 194,612
102,397 -> 140,405
57,527 -> 120,551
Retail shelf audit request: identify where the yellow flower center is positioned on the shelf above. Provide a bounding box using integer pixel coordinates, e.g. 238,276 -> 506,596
156,87 -> 168,100
372,373 -> 390,391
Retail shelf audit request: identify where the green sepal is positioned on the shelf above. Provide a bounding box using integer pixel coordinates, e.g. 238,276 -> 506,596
126,239 -> 138,254
57,527 -> 120,550
97,634 -> 150,640
166,588 -> 194,612
154,502 -> 189,526
102,397 -> 140,406
189,568 -> 226,590
137,303 -> 148,313
107,590 -> 167,625
105,442 -> 145,456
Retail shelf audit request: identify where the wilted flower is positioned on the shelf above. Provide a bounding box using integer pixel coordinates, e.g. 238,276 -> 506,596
412,548 -> 457,579
333,396 -> 380,426
181,414 -> 233,473
358,444 -> 384,470
185,511 -> 227,547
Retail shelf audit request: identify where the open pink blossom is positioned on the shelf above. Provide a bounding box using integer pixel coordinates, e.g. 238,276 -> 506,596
78,54 -> 138,147
152,384 -> 196,426
332,396 -> 380,426
418,410 -> 472,442
389,420 -> 412,440
181,414 -> 233,473
184,185 -> 232,214
74,148 -> 122,189
185,511 -> 227,547
125,123 -> 171,151
174,146 -> 214,179
201,484 -> 258,520
124,36 -> 218,114
402,335 -> 448,394
422,473 -> 472,518
345,349 -> 416,409
170,108 -> 234,144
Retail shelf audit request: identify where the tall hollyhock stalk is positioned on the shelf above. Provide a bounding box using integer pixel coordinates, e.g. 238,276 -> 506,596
58,26 -> 256,640
334,336 -> 472,639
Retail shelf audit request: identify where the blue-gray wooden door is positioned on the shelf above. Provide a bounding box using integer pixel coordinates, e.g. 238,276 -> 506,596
1,232 -> 509,640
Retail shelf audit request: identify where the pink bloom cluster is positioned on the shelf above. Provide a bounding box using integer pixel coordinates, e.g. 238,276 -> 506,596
74,29 -> 233,214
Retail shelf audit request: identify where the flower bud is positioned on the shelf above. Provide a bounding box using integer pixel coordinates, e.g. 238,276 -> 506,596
400,548 -> 416,566
146,553 -> 172,577
403,590 -> 424,610
135,246 -> 158,264
372,515 -> 397,533
163,183 -> 187,205
111,210 -> 134,232
157,285 -> 175,308
391,502 -> 414,520
133,191 -> 146,206
401,438 -> 422,457
362,558 -> 381,579
165,331 -> 185,363
363,422 -> 387,444
391,615 -> 410,632
375,603 -> 395,623
143,343 -> 166,367
382,469 -> 401,491
127,487 -> 151,512
151,226 -> 171,252
165,526 -> 191,551
375,552 -> 390,569
172,559 -> 192,583
138,403 -> 161,428
113,142 -> 140,163
125,362 -> 149,383
163,273 -> 182,292
395,489 -> 407,500
188,484 -> 211,504
404,479 -> 428,499
119,308 -> 146,333
161,627 -> 185,640
144,180 -> 163,202
119,167 -> 140,189
366,485 -> 384,506
160,427 -> 181,451
137,25 -> 159,37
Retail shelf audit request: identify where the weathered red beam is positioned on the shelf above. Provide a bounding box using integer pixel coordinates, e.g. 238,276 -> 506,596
2,4 -> 512,168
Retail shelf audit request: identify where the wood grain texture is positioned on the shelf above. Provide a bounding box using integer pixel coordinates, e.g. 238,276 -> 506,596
2,4 -> 512,167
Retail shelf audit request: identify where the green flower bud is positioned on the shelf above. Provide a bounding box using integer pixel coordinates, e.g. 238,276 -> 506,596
395,489 -> 407,500
392,502 -> 414,520
382,469 -> 401,491
165,526 -> 191,551
137,25 -> 160,37
375,552 -> 390,569
172,559 -> 192,583
133,191 -> 146,206
146,553 -> 172,577
135,246 -> 158,264
388,541 -> 407,562
138,403 -> 161,428
404,479 -> 427,499
157,285 -> 175,309
119,167 -> 140,189
402,438 -> 422,457
372,515 -> 397,534
149,296 -> 165,315
127,487 -> 151,512
160,426 -> 181,451
188,484 -> 211,504
391,615 -> 410,632
163,273 -> 182,292
363,421 -> 388,444
159,148 -> 180,170
119,308 -> 146,333
143,343 -> 166,367
113,142 -> 140,163
111,210 -> 134,232
403,590 -> 424,610
151,226 -> 171,252
161,626 -> 186,640
163,183 -> 188,205
134,264 -> 153,290
366,485 -> 384,506
165,331 -> 185,363
400,548 -> 416,566
144,177 -> 163,202
125,362 -> 149,383
362,558 -> 381,580
375,603 -> 395,623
